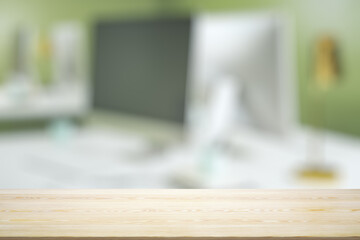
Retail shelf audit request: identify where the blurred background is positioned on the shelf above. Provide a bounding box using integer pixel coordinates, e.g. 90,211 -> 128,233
0,0 -> 359,189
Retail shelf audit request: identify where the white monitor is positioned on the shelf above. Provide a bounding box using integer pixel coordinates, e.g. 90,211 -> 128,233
190,12 -> 296,135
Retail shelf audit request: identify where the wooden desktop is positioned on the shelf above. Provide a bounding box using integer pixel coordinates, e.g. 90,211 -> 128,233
0,189 -> 359,239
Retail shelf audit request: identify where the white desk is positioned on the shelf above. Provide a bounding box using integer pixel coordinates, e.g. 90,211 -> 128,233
0,83 -> 87,121
0,126 -> 359,189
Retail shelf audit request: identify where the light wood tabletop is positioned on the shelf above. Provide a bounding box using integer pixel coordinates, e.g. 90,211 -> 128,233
0,189 -> 359,239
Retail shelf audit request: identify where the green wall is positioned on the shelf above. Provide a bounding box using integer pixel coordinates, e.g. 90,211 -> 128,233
293,0 -> 360,137
0,0 -> 359,136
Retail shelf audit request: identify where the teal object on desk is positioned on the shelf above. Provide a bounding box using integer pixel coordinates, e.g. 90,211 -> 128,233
48,118 -> 75,144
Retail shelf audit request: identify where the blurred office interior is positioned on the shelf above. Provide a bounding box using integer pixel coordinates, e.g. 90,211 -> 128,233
0,0 -> 359,189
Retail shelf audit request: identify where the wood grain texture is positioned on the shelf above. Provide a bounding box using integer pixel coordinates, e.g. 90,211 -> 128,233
0,189 -> 359,239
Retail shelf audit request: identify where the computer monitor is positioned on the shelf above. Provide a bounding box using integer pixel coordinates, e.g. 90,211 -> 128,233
91,18 -> 191,141
191,12 -> 296,136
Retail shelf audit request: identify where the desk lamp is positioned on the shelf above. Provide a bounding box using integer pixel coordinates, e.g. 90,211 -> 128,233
298,35 -> 339,183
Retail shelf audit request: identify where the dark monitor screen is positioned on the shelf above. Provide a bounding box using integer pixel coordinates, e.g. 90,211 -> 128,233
92,18 -> 191,124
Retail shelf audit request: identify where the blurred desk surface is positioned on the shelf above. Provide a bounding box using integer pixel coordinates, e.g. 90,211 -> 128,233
0,126 -> 360,189
1,189 -> 360,239
0,84 -> 86,121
